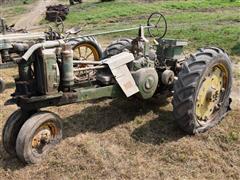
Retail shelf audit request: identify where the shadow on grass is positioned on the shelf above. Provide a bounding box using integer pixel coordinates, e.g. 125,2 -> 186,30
62,96 -> 186,144
0,142 -> 25,171
62,97 -> 166,136
131,110 -> 186,145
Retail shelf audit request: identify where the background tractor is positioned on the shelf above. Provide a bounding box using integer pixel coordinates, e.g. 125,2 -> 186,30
0,17 -> 103,93
1,13 -> 232,164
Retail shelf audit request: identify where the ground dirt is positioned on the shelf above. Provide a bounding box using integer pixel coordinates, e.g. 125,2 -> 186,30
0,63 -> 239,180
14,0 -> 58,29
232,61 -> 240,109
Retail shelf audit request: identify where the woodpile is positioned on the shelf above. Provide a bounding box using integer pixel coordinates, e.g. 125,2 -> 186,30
45,4 -> 69,22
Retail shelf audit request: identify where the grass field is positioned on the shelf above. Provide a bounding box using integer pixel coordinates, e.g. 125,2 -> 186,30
0,0 -> 37,21
64,0 -> 240,56
0,0 -> 240,179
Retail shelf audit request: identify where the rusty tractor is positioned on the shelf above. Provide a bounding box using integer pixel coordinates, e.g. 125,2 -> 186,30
2,13 -> 232,164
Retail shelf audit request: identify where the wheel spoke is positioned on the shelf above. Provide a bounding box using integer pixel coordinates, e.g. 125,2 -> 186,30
84,47 -> 88,58
78,47 -> 81,56
86,51 -> 93,60
72,40 -> 101,81
156,16 -> 162,27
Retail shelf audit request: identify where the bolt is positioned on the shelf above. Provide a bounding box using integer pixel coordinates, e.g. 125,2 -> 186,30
214,104 -> 220,111
203,116 -> 208,121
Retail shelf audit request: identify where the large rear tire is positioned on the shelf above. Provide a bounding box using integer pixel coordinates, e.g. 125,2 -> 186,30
172,47 -> 232,134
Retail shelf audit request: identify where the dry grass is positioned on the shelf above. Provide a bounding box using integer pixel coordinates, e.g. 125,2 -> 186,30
0,60 -> 239,179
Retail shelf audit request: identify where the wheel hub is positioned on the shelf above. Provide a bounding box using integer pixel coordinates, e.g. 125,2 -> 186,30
196,65 -> 227,122
206,87 -> 219,102
32,125 -> 53,149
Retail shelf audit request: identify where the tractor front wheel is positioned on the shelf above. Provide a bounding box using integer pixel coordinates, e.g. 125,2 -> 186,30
172,47 -> 232,134
2,109 -> 33,156
16,111 -> 62,164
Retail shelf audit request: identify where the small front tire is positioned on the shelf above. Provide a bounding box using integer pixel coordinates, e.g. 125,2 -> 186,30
2,109 -> 32,156
16,111 -> 62,164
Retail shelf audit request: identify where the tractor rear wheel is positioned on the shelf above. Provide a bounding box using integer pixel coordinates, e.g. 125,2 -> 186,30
172,47 -> 232,134
104,38 -> 132,57
16,111 -> 62,164
2,109 -> 32,156
69,36 -> 103,61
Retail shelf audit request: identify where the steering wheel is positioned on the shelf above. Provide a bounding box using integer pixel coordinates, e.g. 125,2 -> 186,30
55,15 -> 65,34
147,12 -> 167,39
48,15 -> 64,33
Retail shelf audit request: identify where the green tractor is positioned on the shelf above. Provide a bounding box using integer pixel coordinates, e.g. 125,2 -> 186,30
2,13 -> 232,164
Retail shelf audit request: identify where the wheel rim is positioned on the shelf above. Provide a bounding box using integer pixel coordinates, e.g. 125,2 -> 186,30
73,43 -> 100,65
73,43 -> 100,80
196,64 -> 228,125
31,122 -> 59,154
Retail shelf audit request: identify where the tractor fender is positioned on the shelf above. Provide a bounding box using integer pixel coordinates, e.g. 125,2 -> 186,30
102,52 -> 139,97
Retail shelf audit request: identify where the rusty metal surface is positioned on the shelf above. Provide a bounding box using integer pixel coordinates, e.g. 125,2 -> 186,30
11,84 -> 123,110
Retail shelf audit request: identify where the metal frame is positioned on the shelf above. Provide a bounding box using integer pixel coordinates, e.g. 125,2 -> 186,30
13,84 -> 123,111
